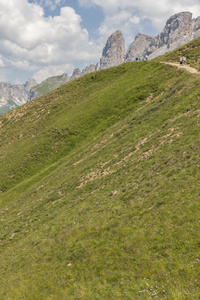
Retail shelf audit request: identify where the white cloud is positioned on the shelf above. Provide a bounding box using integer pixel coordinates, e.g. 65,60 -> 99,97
0,59 -> 5,68
1,0 -> 200,84
79,0 -> 200,44
0,0 -> 101,83
31,0 -> 64,11
33,63 -> 74,82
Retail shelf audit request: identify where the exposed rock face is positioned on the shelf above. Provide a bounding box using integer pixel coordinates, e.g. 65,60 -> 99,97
126,33 -> 156,61
159,12 -> 192,46
193,16 -> 200,38
100,30 -> 125,69
72,68 -> 81,79
95,62 -> 99,71
81,64 -> 96,75
0,78 -> 37,115
148,12 -> 193,59
125,12 -> 200,61
24,78 -> 38,92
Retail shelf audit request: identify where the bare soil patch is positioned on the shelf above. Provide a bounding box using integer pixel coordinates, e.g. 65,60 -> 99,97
163,62 -> 200,74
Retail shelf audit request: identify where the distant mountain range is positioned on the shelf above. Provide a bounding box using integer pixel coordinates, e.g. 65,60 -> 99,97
0,11 -> 200,115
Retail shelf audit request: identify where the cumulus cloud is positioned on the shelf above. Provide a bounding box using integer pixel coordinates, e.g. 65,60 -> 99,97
0,0 -> 101,83
33,63 -> 74,82
0,57 -> 5,68
1,0 -> 200,84
79,0 -> 200,44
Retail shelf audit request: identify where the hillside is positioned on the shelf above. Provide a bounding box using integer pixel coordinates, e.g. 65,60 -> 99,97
31,73 -> 70,99
0,54 -> 200,298
155,35 -> 200,70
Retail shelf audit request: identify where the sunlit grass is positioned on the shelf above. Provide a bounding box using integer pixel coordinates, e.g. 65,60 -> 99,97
155,36 -> 200,70
0,56 -> 200,299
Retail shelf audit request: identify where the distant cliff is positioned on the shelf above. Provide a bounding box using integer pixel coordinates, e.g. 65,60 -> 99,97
125,12 -> 200,61
0,78 -> 37,115
102,12 -> 200,65
100,30 -> 125,69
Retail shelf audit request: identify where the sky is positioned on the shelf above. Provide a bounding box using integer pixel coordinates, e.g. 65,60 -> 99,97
1,0 -> 200,84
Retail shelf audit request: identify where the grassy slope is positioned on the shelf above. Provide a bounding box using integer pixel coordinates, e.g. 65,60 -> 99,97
0,74 -> 69,116
155,36 -> 200,70
0,59 -> 200,299
32,74 -> 69,98
0,100 -> 18,116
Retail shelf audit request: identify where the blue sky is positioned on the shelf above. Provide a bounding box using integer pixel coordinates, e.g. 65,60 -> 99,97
30,0 -> 105,39
0,0 -> 200,84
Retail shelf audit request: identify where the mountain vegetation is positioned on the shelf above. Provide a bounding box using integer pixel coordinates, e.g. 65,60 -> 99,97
0,40 -> 200,299
31,73 -> 70,99
154,35 -> 200,70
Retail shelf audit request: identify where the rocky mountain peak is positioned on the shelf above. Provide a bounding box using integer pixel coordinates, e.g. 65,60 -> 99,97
81,64 -> 96,75
125,11 -> 200,61
126,33 -> 155,62
72,68 -> 81,79
157,11 -> 193,47
24,78 -> 37,91
100,30 -> 125,69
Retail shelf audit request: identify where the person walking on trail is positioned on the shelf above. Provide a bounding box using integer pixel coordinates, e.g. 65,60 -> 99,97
145,54 -> 148,61
180,57 -> 183,64
183,56 -> 186,64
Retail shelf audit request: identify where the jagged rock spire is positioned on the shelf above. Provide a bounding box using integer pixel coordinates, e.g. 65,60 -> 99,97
100,30 -> 126,69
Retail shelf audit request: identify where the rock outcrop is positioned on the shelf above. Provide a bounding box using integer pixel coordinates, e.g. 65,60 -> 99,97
126,12 -> 200,61
148,12 -> 193,59
193,16 -> 200,38
100,30 -> 125,69
81,64 -> 96,75
0,78 -> 37,115
126,33 -> 156,61
71,68 -> 82,79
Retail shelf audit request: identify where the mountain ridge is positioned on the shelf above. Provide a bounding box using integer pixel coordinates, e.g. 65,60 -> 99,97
1,11 -> 200,116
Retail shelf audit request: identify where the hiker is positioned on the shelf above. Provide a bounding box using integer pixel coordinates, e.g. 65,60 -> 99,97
136,57 -> 138,61
180,57 -> 183,64
145,54 -> 148,61
183,56 -> 186,64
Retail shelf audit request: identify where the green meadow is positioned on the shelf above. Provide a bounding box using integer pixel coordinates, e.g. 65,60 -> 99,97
0,41 -> 200,299
31,74 -> 70,99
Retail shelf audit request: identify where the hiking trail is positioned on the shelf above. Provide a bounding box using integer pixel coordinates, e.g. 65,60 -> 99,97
162,62 -> 200,74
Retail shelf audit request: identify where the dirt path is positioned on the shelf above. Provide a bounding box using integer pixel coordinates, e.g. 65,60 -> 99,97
162,62 -> 200,74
